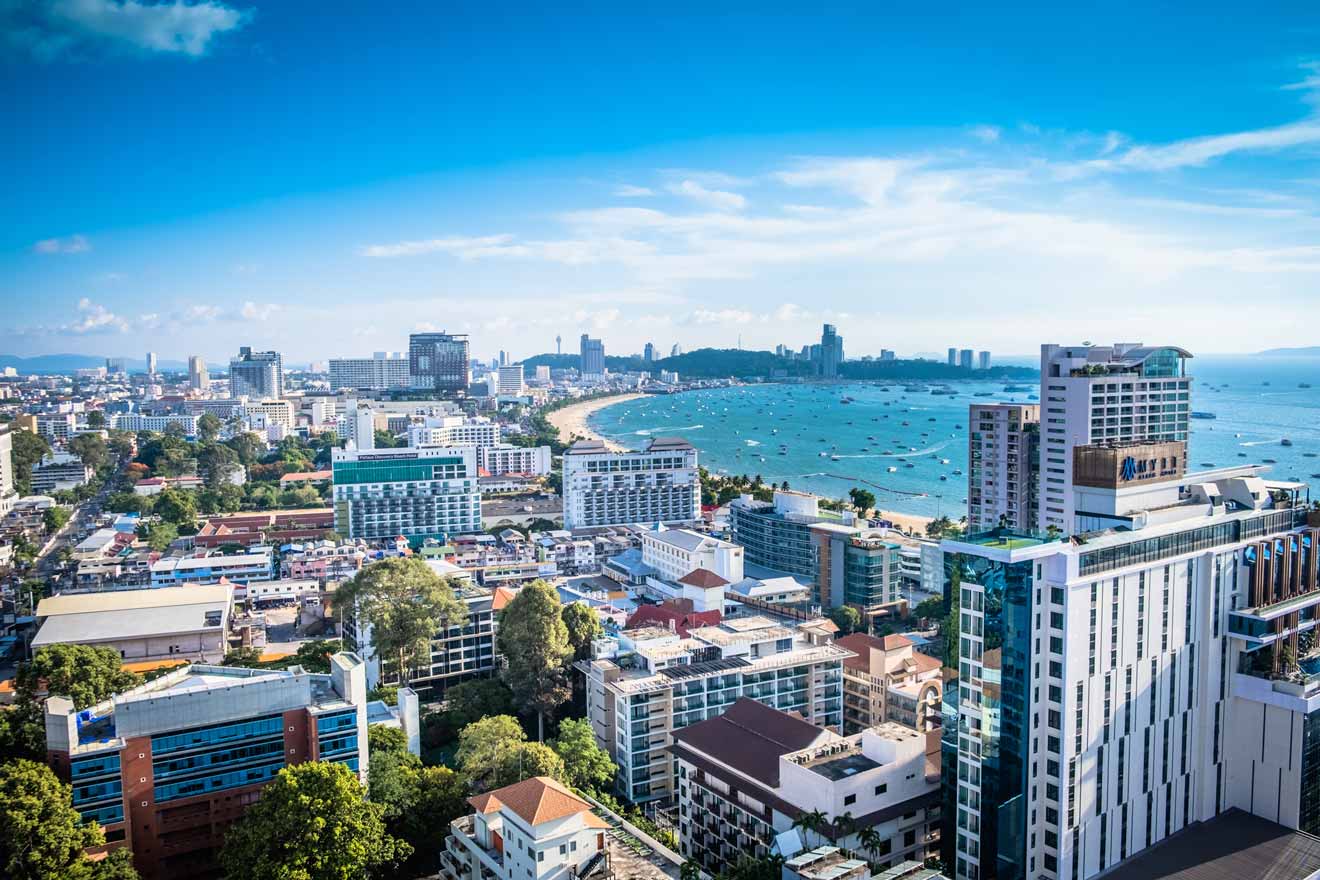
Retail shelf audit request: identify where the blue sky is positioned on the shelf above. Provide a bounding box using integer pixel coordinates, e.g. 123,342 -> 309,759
4,1 -> 1320,363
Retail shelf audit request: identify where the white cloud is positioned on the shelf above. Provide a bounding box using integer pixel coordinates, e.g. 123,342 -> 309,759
667,180 -> 746,212
67,298 -> 128,333
685,308 -> 757,325
361,234 -> 519,258
182,304 -> 223,321
5,0 -> 248,60
33,234 -> 90,254
614,184 -> 655,197
969,124 -> 1001,143
239,301 -> 278,321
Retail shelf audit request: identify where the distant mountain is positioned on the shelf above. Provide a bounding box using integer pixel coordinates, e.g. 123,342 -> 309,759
521,347 -> 1038,380
0,353 -> 188,374
1257,346 -> 1320,357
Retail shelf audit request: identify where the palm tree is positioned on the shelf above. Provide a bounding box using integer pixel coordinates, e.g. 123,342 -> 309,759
856,827 -> 884,867
793,809 -> 830,847
832,810 -> 856,841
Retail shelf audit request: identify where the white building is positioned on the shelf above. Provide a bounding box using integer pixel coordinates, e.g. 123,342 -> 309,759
37,412 -> 79,443
337,401 -> 376,450
562,437 -> 700,530
407,415 -> 500,450
495,363 -> 525,396
942,460 -> 1315,880
30,452 -> 92,493
0,425 -> 16,516
331,445 -> 481,544
150,551 -> 274,586
534,364 -> 551,383
672,699 -> 940,876
109,412 -> 200,436
479,443 -> 552,476
967,403 -> 1039,533
240,398 -> 295,431
641,526 -> 743,584
188,354 -> 209,390
1038,344 -> 1192,533
329,354 -> 410,391
578,615 -> 848,802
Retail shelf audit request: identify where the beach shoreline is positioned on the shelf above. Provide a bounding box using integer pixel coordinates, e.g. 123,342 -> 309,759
546,393 -> 648,450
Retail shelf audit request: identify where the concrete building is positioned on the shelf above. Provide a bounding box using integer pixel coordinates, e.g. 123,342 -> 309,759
150,551 -> 273,587
187,355 -> 208,391
837,633 -> 943,733
441,775 -> 677,880
577,615 -> 848,802
580,334 -> 605,376
967,403 -> 1040,533
409,332 -> 471,393
0,425 -> 16,516
109,413 -> 200,436
328,353 -> 410,391
32,583 -> 233,662
228,347 -> 283,398
644,342 -> 657,363
959,349 -> 974,371
37,411 -> 79,443
479,443 -> 552,476
407,415 -> 501,449
947,349 -> 958,367
671,698 -> 941,876
30,452 -> 93,493
940,462 -> 1314,880
819,323 -> 844,379
145,351 -> 157,376
331,445 -> 481,544
495,364 -> 525,396
813,526 -> 906,620
534,364 -> 551,383
1037,343 -> 1192,533
729,490 -> 856,582
977,351 -> 991,371
562,437 -> 700,531
344,578 -> 497,699
45,653 -> 372,880
239,398 -> 295,431
337,400 -> 376,450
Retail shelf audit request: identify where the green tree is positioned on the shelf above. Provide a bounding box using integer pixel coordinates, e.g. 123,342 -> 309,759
367,685 -> 399,706
85,410 -> 106,429
221,646 -> 264,667
561,602 -> 603,661
19,643 -> 141,710
497,580 -> 573,740
828,605 -> 862,635
912,596 -> 945,621
338,558 -> 467,686
498,741 -> 565,787
104,491 -> 146,514
550,717 -> 615,792
11,430 -> 51,496
91,849 -> 139,880
137,521 -> 178,552
197,412 -> 222,444
224,432 -> 265,466
43,505 -> 71,534
220,762 -> 408,880
69,433 -> 109,471
455,715 -> 526,792
368,726 -> 419,820
0,759 -> 106,880
197,443 -> 240,490
391,766 -> 468,877
153,488 -> 197,528
848,487 -> 876,514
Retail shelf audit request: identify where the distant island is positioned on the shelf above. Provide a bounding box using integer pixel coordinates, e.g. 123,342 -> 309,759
1257,346 -> 1320,357
522,347 -> 1039,381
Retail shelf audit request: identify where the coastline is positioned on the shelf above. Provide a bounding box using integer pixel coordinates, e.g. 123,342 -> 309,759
546,393 -> 648,451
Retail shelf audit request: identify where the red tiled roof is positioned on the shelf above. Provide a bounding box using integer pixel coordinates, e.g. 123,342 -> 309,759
626,604 -> 721,637
676,568 -> 729,589
466,776 -> 601,827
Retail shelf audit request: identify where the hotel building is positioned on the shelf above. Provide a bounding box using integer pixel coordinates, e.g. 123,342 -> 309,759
837,633 -> 943,734
967,403 -> 1040,534
409,331 -> 471,393
672,698 -> 941,877
729,490 -> 856,582
45,653 -> 371,880
577,615 -> 849,803
562,437 -> 700,531
1037,344 -> 1192,533
407,415 -> 501,450
228,347 -> 283,399
479,443 -> 552,476
941,458 -> 1316,880
331,445 -> 481,544
328,353 -> 410,391
109,413 -> 201,436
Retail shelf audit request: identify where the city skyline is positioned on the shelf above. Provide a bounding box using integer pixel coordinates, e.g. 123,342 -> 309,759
6,5 -> 1320,360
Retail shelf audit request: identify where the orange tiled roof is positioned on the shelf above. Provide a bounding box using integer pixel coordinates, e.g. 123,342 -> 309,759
676,568 -> 729,589
491,586 -> 518,611
466,776 -> 598,826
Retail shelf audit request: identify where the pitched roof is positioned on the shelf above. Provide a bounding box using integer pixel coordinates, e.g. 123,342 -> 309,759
625,604 -> 721,637
913,651 -> 942,673
676,568 -> 729,589
466,776 -> 603,827
670,698 -> 831,786
491,586 -> 518,611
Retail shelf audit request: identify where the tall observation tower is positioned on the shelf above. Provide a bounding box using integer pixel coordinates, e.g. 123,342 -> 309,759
556,335 -> 562,355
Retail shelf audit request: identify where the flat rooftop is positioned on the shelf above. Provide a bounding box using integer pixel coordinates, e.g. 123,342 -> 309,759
1097,808 -> 1320,880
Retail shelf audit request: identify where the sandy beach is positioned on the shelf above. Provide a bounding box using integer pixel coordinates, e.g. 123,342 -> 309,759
546,393 -> 647,450
874,508 -> 936,536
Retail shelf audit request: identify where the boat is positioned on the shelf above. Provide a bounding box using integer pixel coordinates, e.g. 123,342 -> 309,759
1190,412 -> 1217,420
887,466 -> 898,473
905,463 -> 915,468
1263,458 -> 1277,464
1282,439 -> 1293,447
1301,383 -> 1313,389
974,391 -> 994,397
953,468 -> 963,475
819,451 -> 829,457
1200,462 -> 1215,467
1305,453 -> 1317,458
940,475 -> 948,481
830,455 -> 841,461
928,417 -> 937,422
901,421 -> 910,426
1003,385 -> 1030,392
940,458 -> 951,465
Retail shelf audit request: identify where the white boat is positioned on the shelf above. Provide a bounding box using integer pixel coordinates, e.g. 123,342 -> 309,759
940,458 -> 951,465
887,466 -> 898,473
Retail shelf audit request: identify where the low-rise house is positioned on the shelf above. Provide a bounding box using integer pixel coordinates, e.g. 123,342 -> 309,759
150,550 -> 273,586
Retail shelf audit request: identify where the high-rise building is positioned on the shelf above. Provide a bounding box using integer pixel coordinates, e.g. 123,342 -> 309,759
1037,343 -> 1192,533
819,323 -> 843,378
145,351 -> 157,376
881,348 -> 896,360
495,363 -> 524,395
228,346 -> 283,398
671,343 -> 683,357
44,653 -> 374,880
0,425 -> 15,515
105,357 -> 126,375
948,348 -> 958,366
556,334 -> 562,355
498,349 -> 508,366
978,350 -> 992,370
959,349 -> 974,370
186,355 -> 208,391
729,490 -> 854,581
562,437 -> 700,530
578,616 -> 849,802
941,465 -> 1314,880
408,332 -> 471,393
331,445 -> 480,544
534,364 -> 551,383
643,341 -> 656,363
341,400 -> 375,450
579,333 -> 605,376
405,415 -> 500,449
328,353 -> 409,391
967,403 -> 1040,533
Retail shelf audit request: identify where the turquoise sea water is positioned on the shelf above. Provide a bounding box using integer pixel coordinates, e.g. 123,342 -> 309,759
588,356 -> 1320,520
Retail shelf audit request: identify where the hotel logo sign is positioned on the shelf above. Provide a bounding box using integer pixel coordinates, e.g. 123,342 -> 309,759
1120,456 -> 1138,481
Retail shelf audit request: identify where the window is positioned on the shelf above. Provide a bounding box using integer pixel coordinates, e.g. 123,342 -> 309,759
844,793 -> 856,806
875,783 -> 888,795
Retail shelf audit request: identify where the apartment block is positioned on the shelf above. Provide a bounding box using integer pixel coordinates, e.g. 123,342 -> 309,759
409,332 -> 471,393
110,413 -> 201,436
331,445 -> 481,545
328,354 -> 410,391
671,698 -> 940,877
729,490 -> 856,582
967,403 -> 1039,533
45,654 -> 370,880
837,633 -> 943,733
150,551 -> 273,586
577,615 -> 848,802
563,437 -> 700,530
407,415 -> 501,449
228,347 -> 283,399
479,443 -> 552,476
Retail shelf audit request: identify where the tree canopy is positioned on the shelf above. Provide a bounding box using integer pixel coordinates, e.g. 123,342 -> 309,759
561,602 -> 603,661
828,605 -> 862,635
497,580 -> 573,739
0,759 -> 107,880
220,762 -> 408,880
550,718 -> 615,792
